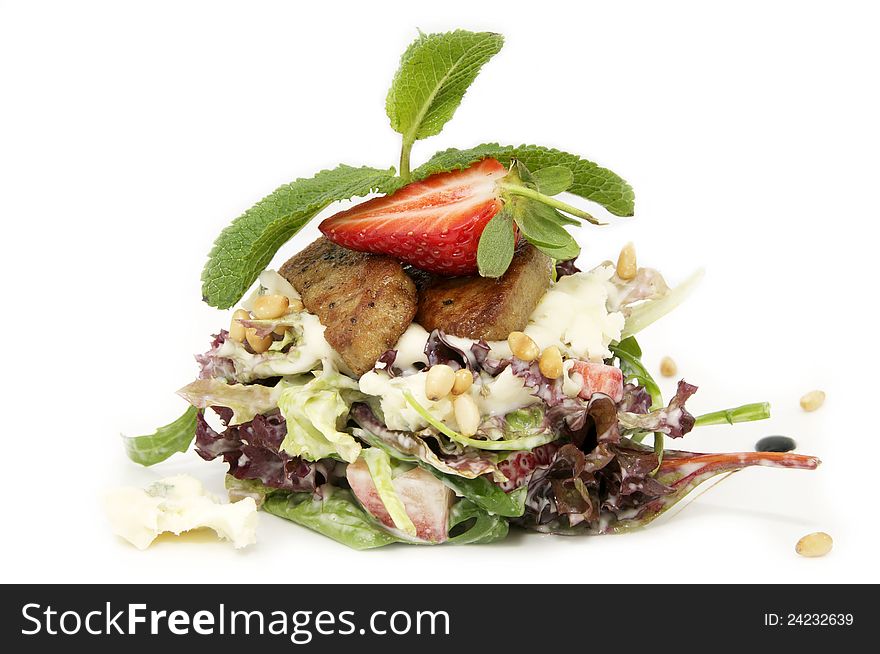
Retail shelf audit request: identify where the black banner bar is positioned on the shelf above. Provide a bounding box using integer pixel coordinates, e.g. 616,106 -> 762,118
0,584 -> 872,650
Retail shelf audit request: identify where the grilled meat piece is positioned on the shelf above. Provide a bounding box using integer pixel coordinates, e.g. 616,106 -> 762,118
410,242 -> 552,340
279,238 -> 417,376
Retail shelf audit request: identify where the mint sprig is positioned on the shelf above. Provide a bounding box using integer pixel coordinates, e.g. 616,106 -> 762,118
198,30 -> 634,309
386,30 -> 504,180
201,165 -> 399,309
414,143 -> 635,217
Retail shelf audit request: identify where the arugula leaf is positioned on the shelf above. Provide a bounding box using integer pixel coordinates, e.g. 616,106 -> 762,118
386,31 -> 504,177
413,143 -> 634,216
532,236 -> 581,261
477,206 -> 516,277
447,499 -> 510,544
531,165 -> 574,195
425,468 -> 526,518
122,406 -> 198,466
201,165 -> 399,309
611,337 -> 662,408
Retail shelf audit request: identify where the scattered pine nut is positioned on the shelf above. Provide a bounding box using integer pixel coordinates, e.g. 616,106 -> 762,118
245,328 -> 273,353
660,356 -> 677,377
538,346 -> 563,379
800,390 -> 825,412
795,532 -> 833,557
616,242 -> 637,280
252,294 -> 290,320
425,364 -> 455,400
453,393 -> 480,436
451,368 -> 473,395
289,298 -> 305,312
508,331 -> 539,361
229,309 -> 250,343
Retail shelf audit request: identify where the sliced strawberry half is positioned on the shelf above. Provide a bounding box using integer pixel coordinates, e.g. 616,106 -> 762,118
319,158 -> 509,275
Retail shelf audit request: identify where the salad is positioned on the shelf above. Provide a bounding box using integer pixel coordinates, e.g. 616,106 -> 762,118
121,30 -> 819,549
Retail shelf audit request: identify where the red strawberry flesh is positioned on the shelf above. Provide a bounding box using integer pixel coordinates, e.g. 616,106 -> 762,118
319,158 -> 508,275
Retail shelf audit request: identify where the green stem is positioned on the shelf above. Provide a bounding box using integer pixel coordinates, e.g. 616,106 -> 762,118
695,402 -> 771,427
500,183 -> 603,225
399,139 -> 413,182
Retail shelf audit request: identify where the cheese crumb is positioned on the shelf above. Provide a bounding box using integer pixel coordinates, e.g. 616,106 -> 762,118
105,475 -> 258,550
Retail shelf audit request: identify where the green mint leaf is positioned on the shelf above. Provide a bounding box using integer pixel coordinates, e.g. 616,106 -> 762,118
122,406 -> 198,466
386,31 -> 504,146
511,198 -> 572,248
532,235 -> 581,261
477,207 -> 516,277
201,165 -> 399,309
414,143 -> 634,216
531,165 -> 574,195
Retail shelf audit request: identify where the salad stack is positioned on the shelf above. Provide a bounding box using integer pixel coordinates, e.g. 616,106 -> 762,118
123,30 -> 819,549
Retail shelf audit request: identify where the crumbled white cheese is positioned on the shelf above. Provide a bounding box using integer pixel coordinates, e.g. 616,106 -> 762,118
525,265 -> 625,362
105,475 -> 258,550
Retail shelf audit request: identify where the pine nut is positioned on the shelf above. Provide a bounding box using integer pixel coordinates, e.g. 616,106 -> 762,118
451,368 -> 473,395
508,331 -> 539,362
616,242 -> 637,280
538,346 -> 563,379
453,393 -> 480,436
273,325 -> 288,337
229,309 -> 250,343
425,364 -> 455,400
800,390 -> 825,412
795,531 -> 833,557
289,298 -> 305,312
660,356 -> 677,377
252,294 -> 290,319
245,327 -> 273,354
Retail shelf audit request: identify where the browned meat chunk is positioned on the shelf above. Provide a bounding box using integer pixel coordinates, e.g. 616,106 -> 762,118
279,238 -> 417,376
410,243 -> 552,340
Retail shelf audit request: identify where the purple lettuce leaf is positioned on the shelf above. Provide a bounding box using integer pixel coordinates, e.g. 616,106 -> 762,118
619,383 -> 652,414
195,330 -> 236,381
516,436 -> 821,535
424,329 -> 473,371
470,340 -> 509,376
196,407 -> 333,492
617,380 -> 698,438
509,358 -> 566,405
374,349 -> 399,377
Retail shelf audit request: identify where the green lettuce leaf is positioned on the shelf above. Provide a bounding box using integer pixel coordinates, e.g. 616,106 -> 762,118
201,165 -> 399,309
277,370 -> 364,463
263,487 -> 403,550
360,448 -> 417,536
176,378 -> 279,424
122,406 -> 198,466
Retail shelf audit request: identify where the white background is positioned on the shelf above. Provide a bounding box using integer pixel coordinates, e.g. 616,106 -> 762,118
1,0 -> 877,584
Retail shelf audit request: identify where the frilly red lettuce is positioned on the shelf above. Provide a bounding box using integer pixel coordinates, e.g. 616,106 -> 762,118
195,331 -> 236,381
195,407 -> 334,493
618,380 -> 698,438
